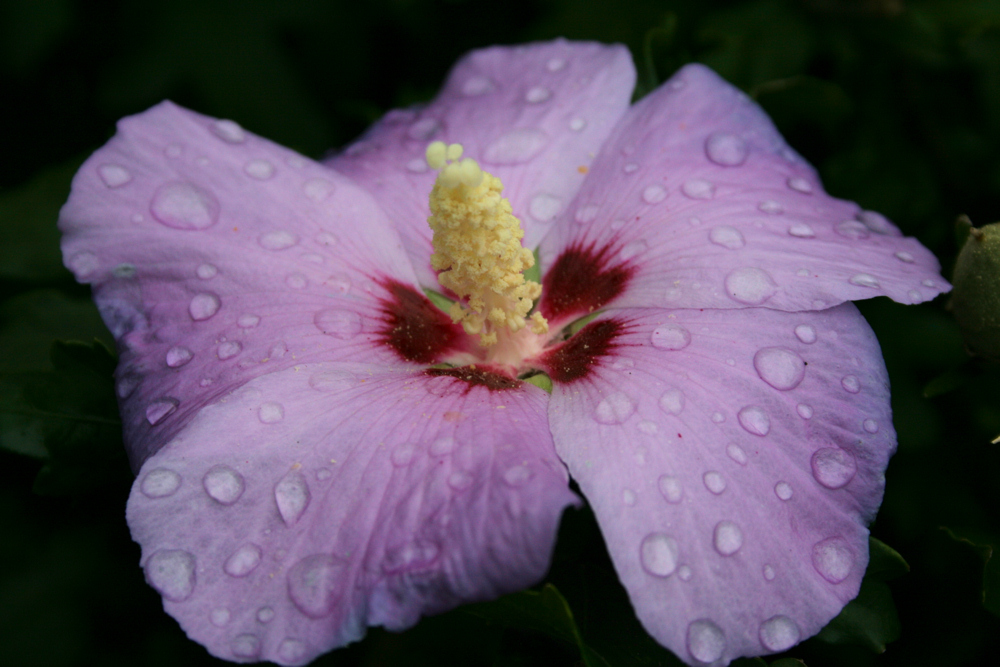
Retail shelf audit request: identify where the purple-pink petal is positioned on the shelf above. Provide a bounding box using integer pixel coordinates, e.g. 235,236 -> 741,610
546,303 -> 892,664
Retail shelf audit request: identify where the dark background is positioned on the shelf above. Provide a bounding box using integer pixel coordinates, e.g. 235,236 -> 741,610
2,0 -> 999,665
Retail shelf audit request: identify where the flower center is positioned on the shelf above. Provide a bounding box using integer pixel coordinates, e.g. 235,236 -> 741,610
426,141 -> 549,349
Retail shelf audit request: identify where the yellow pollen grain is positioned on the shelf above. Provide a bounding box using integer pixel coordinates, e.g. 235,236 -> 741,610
425,140 -> 548,346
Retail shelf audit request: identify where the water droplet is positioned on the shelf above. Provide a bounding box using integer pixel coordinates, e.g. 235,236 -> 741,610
681,178 -> 714,199
194,264 -> 218,281
98,164 -> 131,188
406,158 -> 428,173
759,200 -> 784,214
858,210 -> 898,235
835,220 -> 869,240
224,543 -> 263,578
774,481 -> 793,501
594,392 -> 635,424
620,240 -> 648,261
287,554 -> 343,618
462,76 -> 493,96
623,489 -> 637,506
315,309 -> 362,339
210,608 -> 231,627
145,398 -> 178,425
658,475 -> 683,503
713,520 -> 743,556
67,251 -> 99,279
546,57 -> 566,71
727,444 -> 748,465
725,267 -> 777,304
738,406 -> 770,436
145,549 -> 196,601
483,128 -> 548,165
391,443 -> 416,467
849,273 -> 880,288
895,251 -> 914,263
231,635 -> 260,659
642,184 -> 667,204
794,324 -> 817,344
812,536 -> 854,583
244,159 -> 275,180
189,293 -> 220,321
448,471 -> 473,490
256,606 -> 274,623
277,638 -> 307,663
703,471 -> 726,495
203,465 -> 245,504
687,619 -> 725,664
659,388 -> 685,415
217,341 -> 241,360
164,346 -> 192,368
787,177 -> 812,193
841,375 -> 861,393
709,226 -> 745,249
529,193 -> 561,222
303,178 -> 334,202
759,615 -> 800,652
797,268 -> 811,277
678,565 -> 693,581
705,133 -> 748,166
651,324 -> 691,350
258,230 -> 298,251
140,468 -> 181,498
275,470 -> 311,525
525,86 -> 551,103
258,402 -> 284,423
316,231 -> 338,246
863,418 -> 879,433
763,564 -> 776,581
407,118 -> 440,140
754,347 -> 805,391
212,119 -> 246,143
788,223 -> 815,238
503,464 -> 533,487
429,436 -> 456,456
569,117 -> 586,131
623,162 -> 639,173
574,205 -> 599,224
711,412 -> 725,423
151,182 -> 220,230
811,448 -> 857,489
797,403 -> 813,419
237,314 -> 260,329
640,533 -> 679,577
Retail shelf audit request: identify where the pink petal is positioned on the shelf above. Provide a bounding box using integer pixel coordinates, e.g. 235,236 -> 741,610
540,63 -> 948,319
59,102 -> 457,469
128,363 -> 576,665
546,303 -> 893,664
328,39 -> 635,288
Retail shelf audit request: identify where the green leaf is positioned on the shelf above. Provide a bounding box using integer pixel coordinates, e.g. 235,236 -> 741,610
524,247 -> 542,286
867,537 -> 910,581
941,527 -> 1000,617
422,288 -> 454,315
0,376 -> 47,458
524,372 -> 553,393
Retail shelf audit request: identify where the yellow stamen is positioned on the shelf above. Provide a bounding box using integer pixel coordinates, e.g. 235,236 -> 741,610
426,141 -> 548,347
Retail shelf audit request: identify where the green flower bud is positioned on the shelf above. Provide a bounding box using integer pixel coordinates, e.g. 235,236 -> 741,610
950,217 -> 1000,360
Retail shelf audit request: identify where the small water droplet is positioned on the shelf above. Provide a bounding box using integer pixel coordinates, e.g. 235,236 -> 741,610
244,159 -> 275,180
678,565 -> 693,581
638,420 -> 658,434
483,128 -> 548,165
462,76 -> 493,96
863,418 -> 879,433
659,388 -> 685,415
238,313 -> 260,328
705,133 -> 748,166
811,447 -> 857,489
623,162 -> 639,174
525,86 -> 551,103
203,465 -> 245,504
448,471 -> 473,490
651,324 -> 691,350
788,223 -> 815,238
713,520 -> 743,555
391,443 -> 417,467
212,119 -> 246,143
858,210 -> 898,235
727,444 -> 748,465
285,273 -> 307,289
763,564 -> 776,581
623,489 -> 637,506
140,468 -> 181,498
895,251 -> 915,263
658,475 -> 683,504
231,635 -> 260,659
569,117 -> 586,131
68,251 -> 99,278
217,341 -> 241,360
503,464 -> 533,486
754,347 -> 806,391
145,549 -> 196,601
165,346 -> 193,368
210,608 -> 231,627
277,638 -> 307,663
196,263 -> 218,280
725,267 -> 777,304
794,324 -> 817,344
258,402 -> 284,423
224,543 -> 263,577
429,436 -> 456,456
256,606 -> 274,623
797,403 -> 813,419
681,178 -> 714,199
812,536 -> 854,583
711,412 -> 725,423
759,200 -> 784,214
922,279 -> 936,288
849,273 -> 880,288
738,406 -> 770,436
620,240 -> 648,261
642,184 -> 667,204
574,204 -> 599,224
151,182 -> 220,230
594,392 -> 635,424
407,118 -> 440,140
529,193 -> 561,222
774,481 -> 793,501
315,309 -> 362,339
98,164 -> 132,188
759,616 -> 800,652
287,554 -> 343,618
303,178 -> 334,202
797,268 -> 811,277
709,226 -> 745,250
835,220 -> 869,240
546,57 -> 566,71
841,375 -> 861,393
145,398 -> 178,425
703,471 -> 726,495
687,619 -> 726,664
787,177 -> 813,193
640,533 -> 679,577
275,470 -> 311,525
258,230 -> 298,251
189,293 -> 220,320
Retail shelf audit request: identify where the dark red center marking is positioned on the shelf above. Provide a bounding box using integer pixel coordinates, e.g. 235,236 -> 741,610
375,278 -> 466,364
541,318 -> 631,383
425,366 -> 521,391
539,241 -> 635,323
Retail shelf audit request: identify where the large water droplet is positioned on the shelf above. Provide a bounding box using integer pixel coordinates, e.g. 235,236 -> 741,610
315,309 -> 362,339
165,346 -> 193,368
835,220 -> 869,240
224,543 -> 263,577
709,226 -> 745,249
713,520 -> 743,555
705,132 -> 749,166
145,398 -> 178,425
858,210 -> 898,235
287,554 -> 343,618
231,635 -> 260,659
787,177 -> 813,193
754,347 -> 806,390
725,268 -> 777,304
258,230 -> 299,251
895,251 -> 915,263
759,615 -> 800,652
738,406 -> 770,436
145,549 -> 196,601
640,533 -> 679,577
863,418 -> 879,433
794,324 -> 817,344
726,443 -> 748,465
797,403 -> 813,419
525,86 -> 551,103
151,182 -> 220,230
774,481 -> 793,501
651,324 -> 691,350
811,536 -> 854,583
849,273 -> 880,288
212,119 -> 246,143
275,470 -> 311,525
642,184 -> 667,204
594,392 -> 635,424
687,619 -> 726,664
788,223 -> 815,238
203,465 -> 245,505
258,402 -> 284,423
841,375 -> 861,393
140,468 -> 181,498
659,388 -> 685,415
189,293 -> 220,321
98,164 -> 132,188
658,475 -> 683,504
244,159 -> 275,180
703,471 -> 726,495
681,178 -> 715,199
811,447 -> 857,489
529,193 -> 561,222
483,128 -> 548,165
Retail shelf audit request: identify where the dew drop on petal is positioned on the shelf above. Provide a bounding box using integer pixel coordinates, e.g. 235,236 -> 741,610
620,240 -> 648,261
574,204 -> 599,224
651,324 -> 691,350
658,475 -> 683,504
922,279 -> 936,288
569,117 -> 586,131
407,118 -> 440,140
659,388 -> 685,415
753,347 -> 805,390
812,536 -> 854,583
231,635 -> 260,659
858,210 -> 898,235
711,412 -> 725,424
594,392 -> 635,424
797,403 -> 813,419
315,309 -> 362,339
406,158 -> 428,173
277,639 -> 307,663
546,57 -> 566,71
145,398 -> 178,425
703,471 -> 726,495
774,481 -> 793,501
189,293 -> 220,320
787,177 -> 813,193
238,314 -> 260,328
165,346 -> 193,368
623,162 -> 639,174
908,289 -> 922,302
429,436 -> 456,456
763,564 -> 776,581
68,251 -> 99,279
713,521 -> 743,556
257,607 -> 274,623
483,128 -> 548,165
258,230 -> 299,251
212,119 -> 246,143
529,193 -> 561,222
196,263 -> 217,279
448,471 -> 473,490
98,164 -> 132,188
642,184 -> 667,204
203,465 -> 245,505
726,444 -> 748,465
224,543 -> 263,577
140,468 -> 181,498
849,273 -> 880,288
145,549 -> 196,601
391,443 -> 416,467
258,402 -> 284,423
640,533 -> 679,577
638,420 -> 658,434
462,76 -> 493,96
759,200 -> 784,214
678,566 -> 692,581
525,86 -> 551,103
681,178 -> 714,199
794,324 -> 817,344
841,375 -> 861,393
286,273 -> 307,289
811,447 -> 857,489
725,267 -> 777,304
709,226 -> 746,249
287,554 -> 343,618
503,464 -> 533,487
217,341 -> 241,360
244,159 -> 275,180
303,178 -> 334,202
738,406 -> 770,436
705,133 -> 748,166
835,220 -> 869,240
788,223 -> 815,238
863,418 -> 879,433
275,470 -> 311,525
151,182 -> 220,230
895,251 -> 915,263
687,619 -> 726,664
759,616 -> 800,652
623,489 -> 637,506
210,608 -> 231,627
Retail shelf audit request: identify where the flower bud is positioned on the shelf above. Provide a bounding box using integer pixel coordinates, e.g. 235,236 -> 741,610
950,216 -> 1000,360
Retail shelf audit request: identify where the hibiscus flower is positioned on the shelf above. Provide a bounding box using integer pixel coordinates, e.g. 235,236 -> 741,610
59,39 -> 948,666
